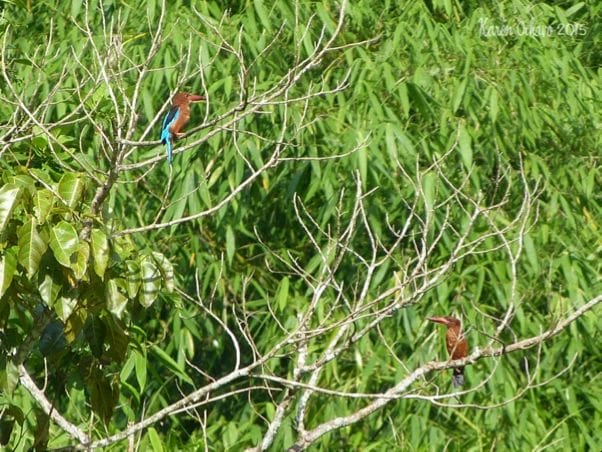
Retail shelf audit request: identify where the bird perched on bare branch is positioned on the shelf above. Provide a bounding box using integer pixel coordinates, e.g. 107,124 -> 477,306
160,92 -> 205,164
428,316 -> 468,386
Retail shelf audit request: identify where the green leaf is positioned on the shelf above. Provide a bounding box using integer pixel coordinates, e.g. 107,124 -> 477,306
139,255 -> 161,308
39,272 -> 61,307
152,252 -> 174,292
422,172 -> 435,212
125,260 -> 141,298
0,247 -> 17,299
49,221 -> 79,268
226,225 -> 235,265
106,278 -> 128,318
134,351 -> 147,391
150,345 -> 194,385
458,123 -> 472,169
147,427 -> 164,452
57,173 -> 84,209
120,353 -> 136,382
87,367 -> 118,424
489,88 -> 499,123
18,216 -> 48,278
72,241 -> 89,280
277,276 -> 289,312
452,78 -> 467,113
91,229 -> 110,279
0,184 -> 20,233
33,189 -> 54,224
85,317 -> 106,359
55,294 -> 78,322
0,361 -> 19,396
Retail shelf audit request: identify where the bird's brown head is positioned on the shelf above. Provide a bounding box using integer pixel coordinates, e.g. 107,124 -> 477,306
427,316 -> 461,328
172,92 -> 206,106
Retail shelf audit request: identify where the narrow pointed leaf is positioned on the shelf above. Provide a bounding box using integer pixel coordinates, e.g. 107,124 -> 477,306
458,123 -> 472,169
277,276 -> 289,312
226,226 -> 235,266
147,427 -> 164,452
150,345 -> 194,384
134,351 -> 147,391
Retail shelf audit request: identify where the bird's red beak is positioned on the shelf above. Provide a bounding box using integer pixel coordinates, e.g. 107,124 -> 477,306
188,94 -> 206,102
427,316 -> 450,325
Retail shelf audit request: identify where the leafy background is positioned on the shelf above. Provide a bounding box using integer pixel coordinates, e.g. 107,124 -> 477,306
0,0 -> 600,450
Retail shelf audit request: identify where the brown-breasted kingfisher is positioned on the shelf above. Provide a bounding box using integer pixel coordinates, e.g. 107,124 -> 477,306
160,92 -> 205,164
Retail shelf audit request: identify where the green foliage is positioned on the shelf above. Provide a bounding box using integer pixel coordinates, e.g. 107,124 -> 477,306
0,0 -> 601,450
0,168 -> 173,440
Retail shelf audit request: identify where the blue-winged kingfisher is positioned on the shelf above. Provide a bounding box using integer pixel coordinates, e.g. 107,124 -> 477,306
160,92 -> 205,164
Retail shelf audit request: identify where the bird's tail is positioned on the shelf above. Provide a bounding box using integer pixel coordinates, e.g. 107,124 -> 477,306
165,136 -> 173,164
452,367 -> 465,387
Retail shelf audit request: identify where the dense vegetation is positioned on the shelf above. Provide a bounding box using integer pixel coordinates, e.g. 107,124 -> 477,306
0,0 -> 600,450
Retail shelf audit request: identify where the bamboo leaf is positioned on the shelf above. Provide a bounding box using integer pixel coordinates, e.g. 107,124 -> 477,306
226,225 -> 235,266
147,427 -> 164,452
150,345 -> 194,385
458,123 -> 473,169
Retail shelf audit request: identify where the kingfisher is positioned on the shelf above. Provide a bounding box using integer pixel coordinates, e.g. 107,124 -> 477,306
427,316 -> 469,386
160,92 -> 205,164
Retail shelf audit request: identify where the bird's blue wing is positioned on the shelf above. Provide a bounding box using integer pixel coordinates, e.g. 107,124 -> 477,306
160,106 -> 180,164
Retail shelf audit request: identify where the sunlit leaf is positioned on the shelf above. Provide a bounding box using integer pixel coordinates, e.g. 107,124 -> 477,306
150,345 -> 194,385
18,216 -> 48,278
147,427 -> 164,452
458,123 -> 472,169
72,241 -> 89,280
277,276 -> 289,312
91,229 -> 110,279
0,247 -> 17,299
134,351 -> 147,391
106,278 -> 128,318
125,260 -> 141,298
152,252 -> 174,292
33,189 -> 54,224
57,173 -> 85,209
226,225 -> 235,266
55,294 -> 78,322
49,221 -> 79,268
139,255 -> 161,307
39,272 -> 62,307
0,184 -> 20,233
